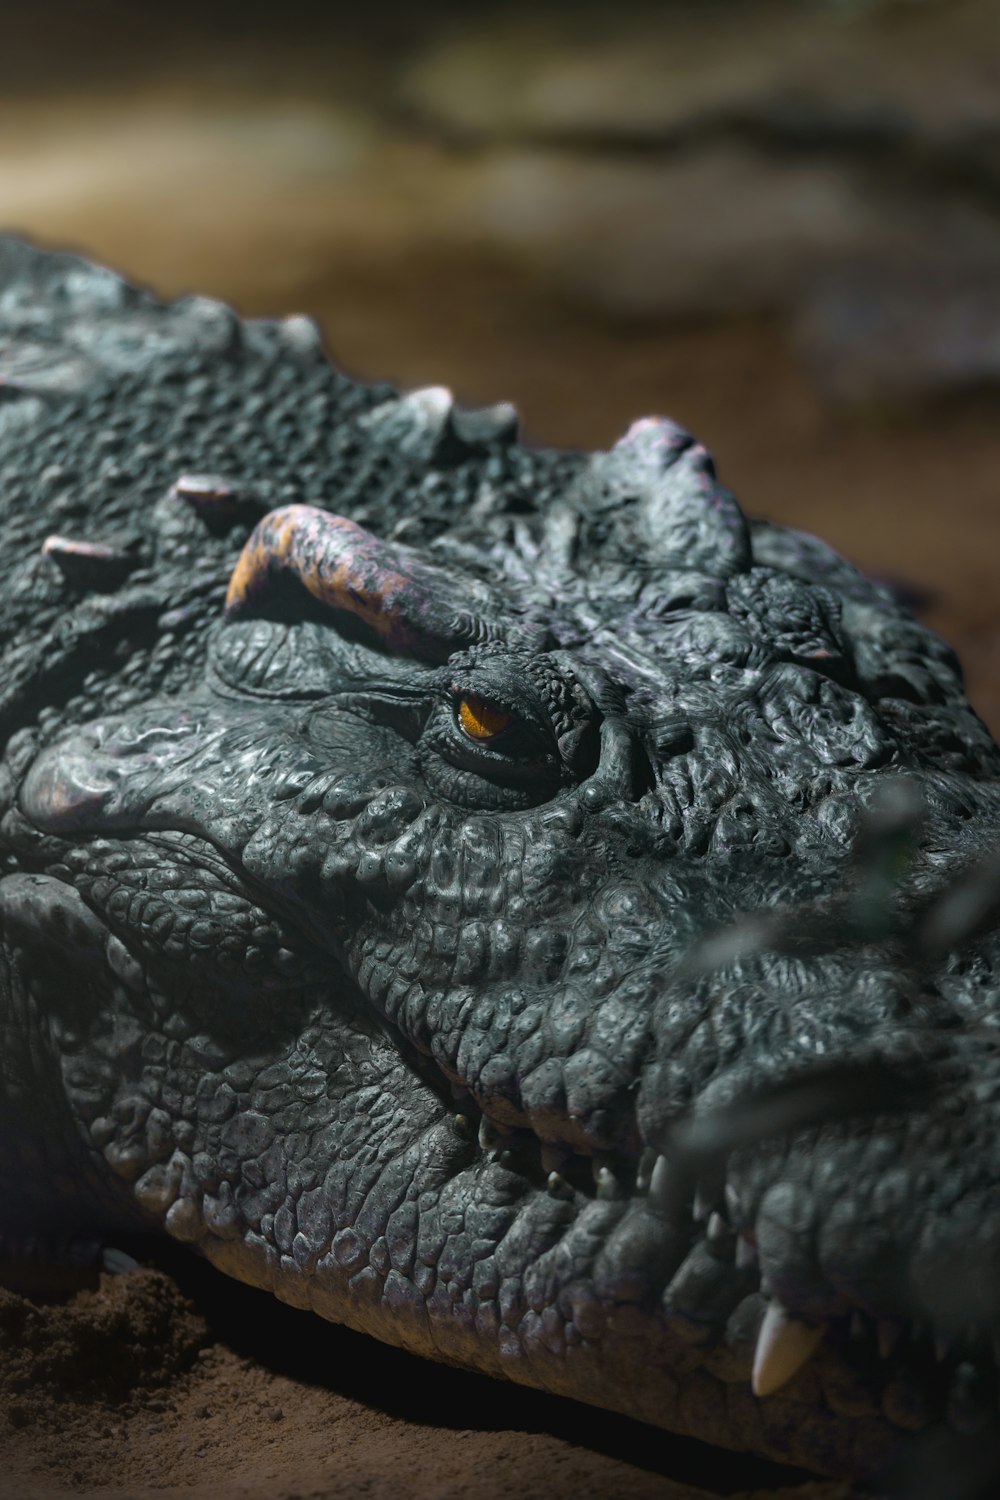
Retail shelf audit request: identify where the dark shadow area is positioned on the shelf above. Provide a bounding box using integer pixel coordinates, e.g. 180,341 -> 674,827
126,1233 -> 820,1496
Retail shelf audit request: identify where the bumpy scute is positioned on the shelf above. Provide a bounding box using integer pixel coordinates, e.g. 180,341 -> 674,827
2,239 -> 1000,1483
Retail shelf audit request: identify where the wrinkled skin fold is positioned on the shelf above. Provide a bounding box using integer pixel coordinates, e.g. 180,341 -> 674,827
2,239 -> 1000,1480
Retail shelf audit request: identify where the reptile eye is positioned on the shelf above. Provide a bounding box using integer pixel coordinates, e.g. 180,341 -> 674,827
421,659 -> 595,809
456,692 -> 514,743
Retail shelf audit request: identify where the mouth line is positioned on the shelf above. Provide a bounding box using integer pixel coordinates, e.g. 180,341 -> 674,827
450,1083 -> 1000,1420
17,834 -> 1000,1430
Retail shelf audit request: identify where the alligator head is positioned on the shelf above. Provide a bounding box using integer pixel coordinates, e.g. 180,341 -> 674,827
2,241 -> 1000,1480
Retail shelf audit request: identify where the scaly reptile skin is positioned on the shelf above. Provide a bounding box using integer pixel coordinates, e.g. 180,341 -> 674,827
2,239 -> 999,1480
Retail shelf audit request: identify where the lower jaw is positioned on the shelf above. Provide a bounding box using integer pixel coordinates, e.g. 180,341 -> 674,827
193,1163 -> 960,1483
286,1249 -> 913,1479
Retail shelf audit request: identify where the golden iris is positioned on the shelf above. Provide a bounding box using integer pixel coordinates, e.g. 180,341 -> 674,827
457,692 -> 514,742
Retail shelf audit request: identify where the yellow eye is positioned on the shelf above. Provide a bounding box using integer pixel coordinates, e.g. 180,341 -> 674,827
457,692 -> 514,742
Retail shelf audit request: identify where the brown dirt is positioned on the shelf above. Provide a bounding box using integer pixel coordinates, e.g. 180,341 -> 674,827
0,1253 -> 859,1500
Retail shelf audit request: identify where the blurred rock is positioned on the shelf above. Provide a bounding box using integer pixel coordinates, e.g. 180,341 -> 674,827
796,257 -> 1000,404
386,0 -> 1000,402
3,0 -> 1000,412
399,0 -> 1000,157
453,148 -> 872,319
448,147 -> 1000,325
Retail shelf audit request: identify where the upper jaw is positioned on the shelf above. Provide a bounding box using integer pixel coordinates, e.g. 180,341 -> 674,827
16,707 -> 1000,1459
8,844 -> 996,1470
392,965 -> 997,1416
288,1067 -> 994,1476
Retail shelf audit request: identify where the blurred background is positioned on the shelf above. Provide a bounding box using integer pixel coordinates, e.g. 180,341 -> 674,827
4,0 -> 1000,726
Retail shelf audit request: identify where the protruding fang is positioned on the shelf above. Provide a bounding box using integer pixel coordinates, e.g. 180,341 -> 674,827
546,1171 -> 572,1200
479,1117 -> 500,1153
453,1114 -> 472,1139
735,1235 -> 757,1272
636,1148 -> 657,1195
649,1155 -> 673,1212
693,1185 -> 713,1222
752,1301 -> 825,1398
725,1182 -> 742,1222
594,1164 -> 619,1201
706,1212 -> 729,1244
878,1320 -> 902,1360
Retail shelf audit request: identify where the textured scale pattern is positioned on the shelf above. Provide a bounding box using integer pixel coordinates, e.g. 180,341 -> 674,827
2,238 -> 1000,1483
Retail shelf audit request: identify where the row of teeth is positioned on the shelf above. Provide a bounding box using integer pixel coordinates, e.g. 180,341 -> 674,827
463,1111 -> 996,1403
469,1119 -> 690,1204
465,1113 -> 813,1395
468,1116 -> 744,1228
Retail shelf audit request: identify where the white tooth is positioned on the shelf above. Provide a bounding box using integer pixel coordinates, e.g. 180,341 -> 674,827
706,1212 -> 728,1244
546,1170 -> 571,1199
725,1183 -> 741,1221
595,1165 -> 619,1202
735,1236 -> 758,1272
636,1148 -> 656,1195
752,1300 -> 825,1398
693,1185 -> 712,1222
649,1154 -> 672,1210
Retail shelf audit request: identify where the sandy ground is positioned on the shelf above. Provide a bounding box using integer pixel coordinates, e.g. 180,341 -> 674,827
0,1252 -> 856,1500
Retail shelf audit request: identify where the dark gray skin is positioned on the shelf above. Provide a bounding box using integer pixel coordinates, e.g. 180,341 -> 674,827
2,239 -> 1000,1480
